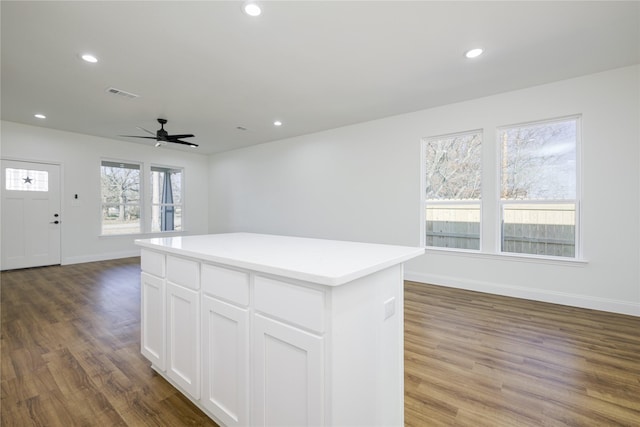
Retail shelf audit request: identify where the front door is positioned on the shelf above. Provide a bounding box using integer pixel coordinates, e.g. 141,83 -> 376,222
1,160 -> 61,270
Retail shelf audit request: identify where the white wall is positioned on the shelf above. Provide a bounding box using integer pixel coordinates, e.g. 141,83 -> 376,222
1,121 -> 210,264
209,65 -> 640,316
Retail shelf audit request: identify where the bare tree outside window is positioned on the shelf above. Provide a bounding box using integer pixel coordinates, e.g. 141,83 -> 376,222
500,117 -> 578,257
101,161 -> 141,235
501,120 -> 576,200
424,131 -> 482,250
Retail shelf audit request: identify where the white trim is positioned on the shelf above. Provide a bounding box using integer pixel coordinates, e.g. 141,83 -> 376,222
404,270 -> 639,317
98,230 -> 185,239
419,140 -> 426,247
425,247 -> 587,266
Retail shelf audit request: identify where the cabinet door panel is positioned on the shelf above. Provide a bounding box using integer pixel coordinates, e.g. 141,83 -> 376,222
253,315 -> 323,427
202,296 -> 249,426
141,272 -> 165,370
167,282 -> 200,398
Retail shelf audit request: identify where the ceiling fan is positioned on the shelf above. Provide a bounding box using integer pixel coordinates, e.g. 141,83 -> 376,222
121,118 -> 198,148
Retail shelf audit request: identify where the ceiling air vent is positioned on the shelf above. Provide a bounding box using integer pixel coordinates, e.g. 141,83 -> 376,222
105,87 -> 140,99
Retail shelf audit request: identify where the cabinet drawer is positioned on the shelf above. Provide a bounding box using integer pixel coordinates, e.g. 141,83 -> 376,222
202,264 -> 250,307
141,249 -> 165,277
167,256 -> 200,290
254,276 -> 325,333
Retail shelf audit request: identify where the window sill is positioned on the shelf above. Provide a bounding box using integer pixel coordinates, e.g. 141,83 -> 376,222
99,230 -> 186,239
425,247 -> 588,267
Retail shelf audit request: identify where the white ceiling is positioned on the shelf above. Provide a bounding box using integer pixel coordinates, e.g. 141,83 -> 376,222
2,1 -> 639,154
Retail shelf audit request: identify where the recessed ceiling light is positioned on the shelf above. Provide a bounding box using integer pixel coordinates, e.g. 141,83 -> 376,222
81,54 -> 98,63
465,48 -> 484,59
273,120 -> 282,127
34,113 -> 46,119
243,1 -> 261,16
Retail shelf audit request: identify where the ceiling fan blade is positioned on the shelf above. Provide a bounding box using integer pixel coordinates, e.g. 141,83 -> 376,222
136,126 -> 156,136
171,139 -> 199,147
119,135 -> 158,140
166,134 -> 195,139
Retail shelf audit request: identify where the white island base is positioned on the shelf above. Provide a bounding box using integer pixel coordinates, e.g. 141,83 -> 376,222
136,233 -> 424,427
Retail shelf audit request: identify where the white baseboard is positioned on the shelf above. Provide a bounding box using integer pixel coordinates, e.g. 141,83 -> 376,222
62,249 -> 140,265
405,270 -> 640,317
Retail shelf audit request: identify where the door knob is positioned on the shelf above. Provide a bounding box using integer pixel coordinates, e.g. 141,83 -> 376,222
54,213 -> 59,217
50,220 -> 59,224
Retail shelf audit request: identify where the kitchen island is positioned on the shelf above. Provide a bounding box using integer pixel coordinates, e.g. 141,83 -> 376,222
135,233 -> 424,427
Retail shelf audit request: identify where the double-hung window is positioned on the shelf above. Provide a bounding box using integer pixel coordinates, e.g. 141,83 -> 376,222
423,116 -> 580,259
499,117 -> 579,257
100,161 -> 141,235
150,166 -> 182,232
424,130 -> 482,250
100,161 -> 184,235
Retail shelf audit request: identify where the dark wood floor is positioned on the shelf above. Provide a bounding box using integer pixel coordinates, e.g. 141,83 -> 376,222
2,258 -> 639,426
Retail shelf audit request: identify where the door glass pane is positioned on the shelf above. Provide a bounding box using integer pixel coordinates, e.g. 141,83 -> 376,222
5,168 -> 49,191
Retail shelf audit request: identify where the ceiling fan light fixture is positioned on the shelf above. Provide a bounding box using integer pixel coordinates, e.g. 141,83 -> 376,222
243,1 -> 262,17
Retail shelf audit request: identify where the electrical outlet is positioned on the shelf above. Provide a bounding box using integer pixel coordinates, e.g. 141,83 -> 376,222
384,297 -> 395,320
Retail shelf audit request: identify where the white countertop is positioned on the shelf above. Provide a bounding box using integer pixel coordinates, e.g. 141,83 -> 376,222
135,233 -> 424,286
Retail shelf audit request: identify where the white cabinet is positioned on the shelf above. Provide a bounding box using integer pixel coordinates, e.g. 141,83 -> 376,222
252,314 -> 323,427
141,251 -> 201,401
141,272 -> 165,370
252,276 -> 325,426
166,280 -> 200,399
137,233 -> 424,427
201,263 -> 250,426
202,295 -> 249,426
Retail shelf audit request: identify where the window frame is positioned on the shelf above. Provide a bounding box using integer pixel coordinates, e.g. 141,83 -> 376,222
496,115 -> 582,260
100,160 -> 143,236
149,164 -> 184,234
421,115 -> 583,261
99,159 -> 187,237
421,129 -> 483,252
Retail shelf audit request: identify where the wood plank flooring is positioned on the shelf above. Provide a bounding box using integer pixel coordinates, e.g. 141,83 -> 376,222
2,258 -> 639,426
1,258 -> 218,427
404,281 -> 640,426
